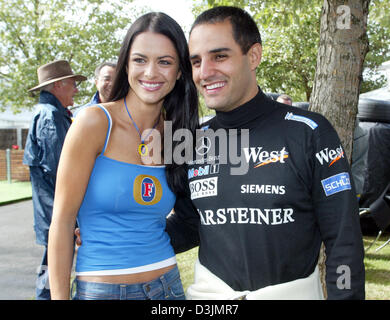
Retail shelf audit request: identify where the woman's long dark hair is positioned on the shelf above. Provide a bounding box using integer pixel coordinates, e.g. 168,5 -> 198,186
109,12 -> 199,196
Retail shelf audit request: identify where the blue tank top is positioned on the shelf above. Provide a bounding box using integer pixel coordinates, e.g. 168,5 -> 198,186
75,105 -> 176,275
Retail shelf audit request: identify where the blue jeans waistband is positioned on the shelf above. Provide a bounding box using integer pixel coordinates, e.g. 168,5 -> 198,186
73,265 -> 185,300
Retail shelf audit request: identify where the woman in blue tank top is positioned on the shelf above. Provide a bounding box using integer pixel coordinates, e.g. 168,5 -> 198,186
48,12 -> 198,300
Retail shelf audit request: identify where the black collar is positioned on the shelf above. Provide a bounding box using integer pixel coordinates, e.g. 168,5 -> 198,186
213,87 -> 274,129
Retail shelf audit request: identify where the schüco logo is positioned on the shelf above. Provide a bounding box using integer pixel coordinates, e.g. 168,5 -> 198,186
316,145 -> 344,167
321,172 -> 351,197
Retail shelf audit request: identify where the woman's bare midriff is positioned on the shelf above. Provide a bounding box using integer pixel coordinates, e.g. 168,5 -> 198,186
77,264 -> 176,284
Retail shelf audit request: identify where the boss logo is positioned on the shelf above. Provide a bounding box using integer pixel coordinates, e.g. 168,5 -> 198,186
189,177 -> 218,200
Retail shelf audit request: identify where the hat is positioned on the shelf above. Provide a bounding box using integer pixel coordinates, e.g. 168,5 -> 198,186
28,60 -> 87,92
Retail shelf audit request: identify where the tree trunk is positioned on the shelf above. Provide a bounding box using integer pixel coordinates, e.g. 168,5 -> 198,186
310,0 -> 370,299
310,0 -> 370,162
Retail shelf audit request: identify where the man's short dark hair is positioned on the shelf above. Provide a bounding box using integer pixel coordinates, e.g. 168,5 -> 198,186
94,61 -> 116,80
190,6 -> 261,54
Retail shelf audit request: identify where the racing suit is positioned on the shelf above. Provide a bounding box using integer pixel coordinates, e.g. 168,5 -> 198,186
167,88 -> 365,299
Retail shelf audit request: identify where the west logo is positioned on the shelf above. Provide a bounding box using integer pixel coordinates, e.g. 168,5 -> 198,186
316,145 -> 344,166
133,175 -> 162,205
242,147 -> 289,168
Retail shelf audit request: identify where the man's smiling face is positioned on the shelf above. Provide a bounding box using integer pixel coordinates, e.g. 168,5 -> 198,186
189,19 -> 260,112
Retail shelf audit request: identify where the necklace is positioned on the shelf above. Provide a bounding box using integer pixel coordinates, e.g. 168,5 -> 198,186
124,97 -> 160,157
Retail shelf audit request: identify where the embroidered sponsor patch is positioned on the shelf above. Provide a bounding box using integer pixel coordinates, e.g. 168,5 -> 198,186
188,164 -> 219,179
285,112 -> 318,130
321,172 -> 351,196
189,177 -> 218,200
316,145 -> 344,167
242,147 -> 289,168
133,175 -> 163,205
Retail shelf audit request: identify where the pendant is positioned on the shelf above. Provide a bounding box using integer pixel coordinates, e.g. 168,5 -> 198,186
138,143 -> 148,157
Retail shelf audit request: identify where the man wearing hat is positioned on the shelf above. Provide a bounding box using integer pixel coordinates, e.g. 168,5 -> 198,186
23,60 -> 86,300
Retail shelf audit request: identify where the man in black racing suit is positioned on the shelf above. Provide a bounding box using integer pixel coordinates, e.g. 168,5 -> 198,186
167,6 -> 365,300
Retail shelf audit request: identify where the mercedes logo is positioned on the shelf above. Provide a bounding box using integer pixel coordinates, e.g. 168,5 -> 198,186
195,137 -> 211,156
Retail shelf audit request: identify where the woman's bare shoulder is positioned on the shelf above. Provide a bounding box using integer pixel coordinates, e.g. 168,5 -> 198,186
74,105 -> 110,129
66,105 -> 112,153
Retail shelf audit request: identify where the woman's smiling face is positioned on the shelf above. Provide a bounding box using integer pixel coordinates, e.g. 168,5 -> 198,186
127,31 -> 181,107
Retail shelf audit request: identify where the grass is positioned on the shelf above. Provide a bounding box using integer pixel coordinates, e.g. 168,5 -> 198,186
176,237 -> 390,300
177,247 -> 198,292
0,180 -> 32,204
364,235 -> 390,300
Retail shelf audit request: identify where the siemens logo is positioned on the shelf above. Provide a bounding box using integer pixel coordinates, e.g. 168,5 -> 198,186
321,172 -> 351,197
241,184 -> 285,195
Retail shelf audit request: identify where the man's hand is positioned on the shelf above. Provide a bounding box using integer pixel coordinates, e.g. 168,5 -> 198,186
75,228 -> 82,246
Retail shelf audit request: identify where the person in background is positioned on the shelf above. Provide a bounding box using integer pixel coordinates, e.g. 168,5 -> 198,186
23,60 -> 86,300
73,62 -> 116,116
276,93 -> 293,105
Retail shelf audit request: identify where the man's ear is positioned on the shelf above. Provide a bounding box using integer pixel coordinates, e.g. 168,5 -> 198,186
53,81 -> 61,88
51,80 -> 62,92
248,43 -> 262,71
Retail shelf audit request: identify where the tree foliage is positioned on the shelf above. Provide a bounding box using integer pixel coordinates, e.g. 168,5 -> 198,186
193,0 -> 389,102
0,0 -> 144,112
362,0 -> 390,92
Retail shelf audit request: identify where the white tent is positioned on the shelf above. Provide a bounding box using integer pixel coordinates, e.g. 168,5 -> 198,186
0,107 -> 33,129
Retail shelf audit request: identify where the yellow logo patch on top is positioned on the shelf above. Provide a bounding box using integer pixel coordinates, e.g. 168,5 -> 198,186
133,175 -> 163,205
